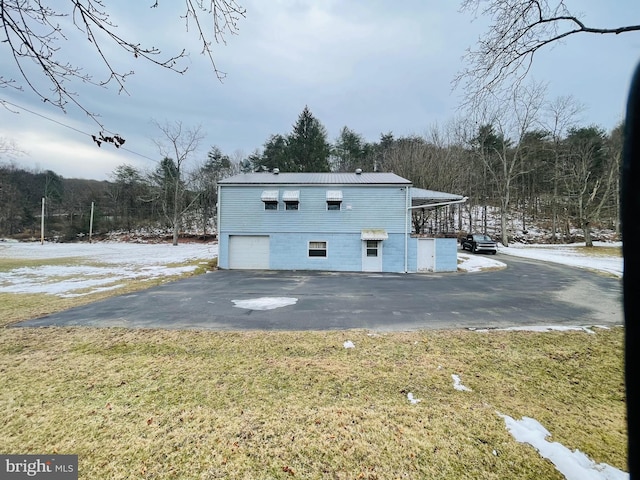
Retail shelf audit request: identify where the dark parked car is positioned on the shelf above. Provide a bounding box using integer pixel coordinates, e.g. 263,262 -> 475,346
461,234 -> 498,254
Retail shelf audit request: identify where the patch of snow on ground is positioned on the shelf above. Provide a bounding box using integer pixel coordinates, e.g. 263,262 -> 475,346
500,242 -> 622,277
458,252 -> 506,272
498,325 -> 601,334
452,374 -> 472,392
231,297 -> 298,310
0,241 -> 218,297
499,414 -> 629,480
0,241 -> 218,264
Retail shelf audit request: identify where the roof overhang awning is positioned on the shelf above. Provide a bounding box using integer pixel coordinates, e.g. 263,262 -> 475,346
282,190 -> 300,202
410,187 -> 467,209
361,229 -> 388,241
326,190 -> 343,201
261,190 -> 279,202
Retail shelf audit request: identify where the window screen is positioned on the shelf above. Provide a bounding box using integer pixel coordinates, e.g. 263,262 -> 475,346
309,241 -> 327,257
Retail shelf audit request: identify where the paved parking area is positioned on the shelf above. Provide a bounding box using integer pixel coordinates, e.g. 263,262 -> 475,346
15,256 -> 623,331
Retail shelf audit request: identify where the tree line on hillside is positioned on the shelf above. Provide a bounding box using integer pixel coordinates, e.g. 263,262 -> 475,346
0,104 -> 622,246
2,3 -> 634,247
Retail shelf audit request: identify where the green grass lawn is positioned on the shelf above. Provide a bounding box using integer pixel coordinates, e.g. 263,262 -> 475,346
0,253 -> 627,479
0,326 -> 626,479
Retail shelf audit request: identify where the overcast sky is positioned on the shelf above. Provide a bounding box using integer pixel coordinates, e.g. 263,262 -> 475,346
1,0 -> 639,181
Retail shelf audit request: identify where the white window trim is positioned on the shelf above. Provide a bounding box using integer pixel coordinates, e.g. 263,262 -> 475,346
308,240 -> 328,258
366,240 -> 379,257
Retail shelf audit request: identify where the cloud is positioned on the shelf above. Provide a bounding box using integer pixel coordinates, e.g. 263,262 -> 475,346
1,0 -> 637,180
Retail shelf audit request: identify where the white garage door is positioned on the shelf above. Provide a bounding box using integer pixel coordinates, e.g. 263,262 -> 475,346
229,235 -> 270,269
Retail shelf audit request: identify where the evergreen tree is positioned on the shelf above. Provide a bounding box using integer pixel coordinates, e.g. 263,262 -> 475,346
261,134 -> 294,171
243,150 -> 262,172
110,164 -> 148,231
369,132 -> 395,172
332,126 -> 370,172
287,106 -> 331,172
193,146 -> 233,235
205,146 -> 232,176
150,157 -> 182,229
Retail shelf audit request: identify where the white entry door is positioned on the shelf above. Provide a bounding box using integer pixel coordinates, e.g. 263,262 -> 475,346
362,240 -> 383,272
417,238 -> 435,272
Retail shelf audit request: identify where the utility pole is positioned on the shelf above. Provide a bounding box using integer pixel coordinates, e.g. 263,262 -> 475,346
40,197 -> 45,245
89,202 -> 95,243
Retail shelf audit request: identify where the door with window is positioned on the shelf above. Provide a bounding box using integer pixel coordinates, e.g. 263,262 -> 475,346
362,240 -> 382,272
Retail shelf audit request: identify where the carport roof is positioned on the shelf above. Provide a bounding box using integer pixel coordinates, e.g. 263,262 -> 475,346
219,172 -> 412,185
411,187 -> 465,207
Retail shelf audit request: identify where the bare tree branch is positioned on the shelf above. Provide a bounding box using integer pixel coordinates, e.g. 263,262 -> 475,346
455,0 -> 640,107
0,136 -> 23,160
0,1 -> 245,139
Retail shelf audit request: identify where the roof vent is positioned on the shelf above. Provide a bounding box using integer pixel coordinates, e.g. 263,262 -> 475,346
273,168 -> 280,175
355,168 -> 362,175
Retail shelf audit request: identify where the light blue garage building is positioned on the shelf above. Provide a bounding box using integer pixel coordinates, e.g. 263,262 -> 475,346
217,171 -> 465,273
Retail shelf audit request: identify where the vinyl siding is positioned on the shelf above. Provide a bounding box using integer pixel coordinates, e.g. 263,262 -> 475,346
218,185 -> 407,234
434,238 -> 458,272
406,237 -> 457,273
218,182 -> 459,273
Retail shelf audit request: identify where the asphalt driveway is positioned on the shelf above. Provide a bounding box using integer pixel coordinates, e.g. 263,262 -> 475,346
14,255 -> 622,331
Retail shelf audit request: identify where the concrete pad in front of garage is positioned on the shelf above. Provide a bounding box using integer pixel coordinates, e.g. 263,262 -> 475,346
15,256 -> 623,331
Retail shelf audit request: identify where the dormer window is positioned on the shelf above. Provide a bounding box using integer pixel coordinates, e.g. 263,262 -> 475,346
283,190 -> 300,211
326,190 -> 343,210
261,190 -> 279,210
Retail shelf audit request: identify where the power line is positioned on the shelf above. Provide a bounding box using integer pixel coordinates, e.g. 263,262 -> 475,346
0,98 -> 157,162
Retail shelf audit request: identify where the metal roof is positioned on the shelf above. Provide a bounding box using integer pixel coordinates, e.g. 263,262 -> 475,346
219,172 -> 412,185
411,187 -> 466,208
411,188 -> 464,202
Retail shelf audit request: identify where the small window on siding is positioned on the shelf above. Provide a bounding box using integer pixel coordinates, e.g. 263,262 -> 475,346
262,190 -> 279,211
366,240 -> 379,257
326,190 -> 343,210
308,241 -> 327,257
283,190 -> 300,210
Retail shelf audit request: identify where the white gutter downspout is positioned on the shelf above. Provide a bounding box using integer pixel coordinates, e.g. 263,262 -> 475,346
404,186 -> 409,273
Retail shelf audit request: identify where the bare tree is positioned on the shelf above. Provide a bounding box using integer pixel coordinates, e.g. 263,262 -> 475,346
0,136 -> 22,160
152,121 -> 204,245
608,124 -> 624,237
541,95 -> 583,242
1,1 -> 245,143
456,0 -> 640,105
562,126 -> 617,247
467,83 -> 545,246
